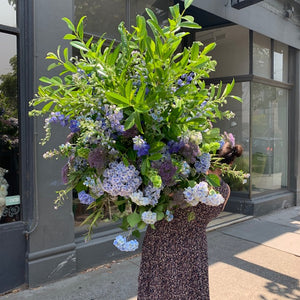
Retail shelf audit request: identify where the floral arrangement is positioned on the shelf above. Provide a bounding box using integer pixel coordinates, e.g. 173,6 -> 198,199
30,0 -> 247,251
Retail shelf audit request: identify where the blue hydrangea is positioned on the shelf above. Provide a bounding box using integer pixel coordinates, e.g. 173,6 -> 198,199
195,153 -> 211,174
181,161 -> 191,177
183,181 -> 209,206
78,191 -> 95,205
166,210 -> 174,222
141,211 -> 157,224
144,184 -> 162,205
129,191 -> 151,206
83,177 -> 104,198
113,235 -> 139,252
167,140 -> 184,154
133,136 -> 150,157
206,191 -> 225,206
102,161 -> 142,197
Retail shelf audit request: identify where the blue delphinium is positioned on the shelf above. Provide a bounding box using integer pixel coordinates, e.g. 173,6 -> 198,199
113,235 -> 139,252
69,119 -> 80,133
141,211 -> 157,224
48,112 -> 69,127
133,135 -> 150,157
78,190 -> 95,205
195,153 -> 211,174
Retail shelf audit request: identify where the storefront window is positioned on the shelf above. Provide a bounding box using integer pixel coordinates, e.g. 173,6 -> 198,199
253,32 -> 271,79
196,25 -> 250,78
0,0 -> 16,28
0,32 -> 20,223
251,83 -> 288,194
75,0 -> 126,40
216,82 -> 250,193
273,41 -> 289,82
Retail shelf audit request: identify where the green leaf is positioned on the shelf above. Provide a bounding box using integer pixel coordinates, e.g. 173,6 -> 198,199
63,47 -> 68,61
134,111 -> 144,134
222,80 -> 235,98
206,174 -> 221,187
230,95 -> 243,102
127,212 -> 142,227
145,8 -> 158,24
188,211 -> 195,222
132,230 -> 141,238
76,16 -> 86,40
47,63 -> 58,71
106,92 -> 130,107
124,112 -> 135,130
63,34 -> 76,40
63,61 -> 77,73
184,0 -> 194,10
190,42 -> 200,61
202,43 -> 216,55
148,153 -> 163,161
39,76 -> 53,84
180,22 -> 202,29
70,41 -> 89,51
62,17 -> 75,32
149,141 -> 165,153
156,211 -> 164,221
169,4 -> 180,20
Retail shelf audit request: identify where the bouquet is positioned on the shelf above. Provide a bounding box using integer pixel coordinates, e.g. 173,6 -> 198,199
30,0 -> 247,251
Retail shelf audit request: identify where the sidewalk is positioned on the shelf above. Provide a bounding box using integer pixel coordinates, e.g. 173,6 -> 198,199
2,206 -> 300,300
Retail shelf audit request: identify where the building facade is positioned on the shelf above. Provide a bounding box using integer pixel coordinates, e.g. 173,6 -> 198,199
0,0 -> 299,293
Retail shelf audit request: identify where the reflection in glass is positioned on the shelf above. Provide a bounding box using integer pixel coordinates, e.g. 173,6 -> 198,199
253,32 -> 271,79
0,33 -> 19,223
130,0 -> 169,28
251,83 -> 288,194
0,0 -> 17,27
75,0 -> 126,40
216,82 -> 250,193
196,25 -> 249,78
273,41 -> 288,82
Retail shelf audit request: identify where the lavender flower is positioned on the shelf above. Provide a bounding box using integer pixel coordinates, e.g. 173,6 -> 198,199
88,147 -> 107,171
195,153 -> 211,174
133,136 -> 150,157
167,140 -> 184,154
78,191 -> 95,205
158,160 -> 177,187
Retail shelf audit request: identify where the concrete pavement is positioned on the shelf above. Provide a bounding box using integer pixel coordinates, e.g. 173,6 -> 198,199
2,206 -> 300,300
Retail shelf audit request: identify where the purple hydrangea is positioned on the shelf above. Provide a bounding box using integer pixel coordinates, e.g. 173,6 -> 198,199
195,153 -> 211,174
78,191 -> 95,205
133,136 -> 150,157
158,160 -> 177,186
179,142 -> 201,164
88,147 -> 107,171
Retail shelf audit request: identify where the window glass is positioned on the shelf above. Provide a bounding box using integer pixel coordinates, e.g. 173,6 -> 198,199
251,83 -> 288,194
216,82 -> 250,193
74,0 -> 126,40
273,41 -> 288,82
0,0 -> 17,27
196,25 -> 249,78
0,32 -> 20,223
130,0 -> 170,28
253,32 -> 271,78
